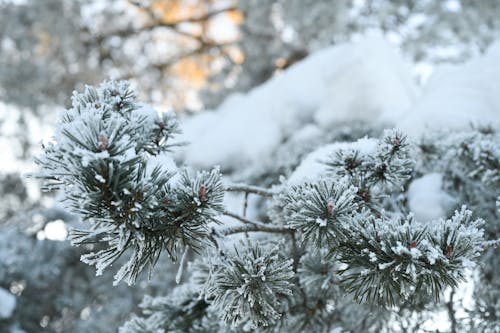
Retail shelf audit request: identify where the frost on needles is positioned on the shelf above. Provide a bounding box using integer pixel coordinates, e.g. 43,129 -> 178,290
33,81 -> 495,332
33,81 -> 225,285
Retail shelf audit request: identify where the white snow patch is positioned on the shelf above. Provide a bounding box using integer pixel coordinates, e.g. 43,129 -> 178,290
315,37 -> 416,127
0,287 -> 16,319
408,173 -> 454,222
316,218 -> 327,227
38,220 -> 68,241
131,104 -> 159,125
398,40 -> 500,137
288,137 -> 378,184
95,174 -> 106,183
147,153 -> 180,184
9,326 -> 27,333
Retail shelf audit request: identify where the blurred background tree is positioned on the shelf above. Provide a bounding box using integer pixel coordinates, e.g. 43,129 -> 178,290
2,0 -> 500,163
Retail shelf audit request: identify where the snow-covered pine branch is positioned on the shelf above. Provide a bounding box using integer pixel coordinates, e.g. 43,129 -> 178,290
33,81 -> 496,332
32,81 -> 225,285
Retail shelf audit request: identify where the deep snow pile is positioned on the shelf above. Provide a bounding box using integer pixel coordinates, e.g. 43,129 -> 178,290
180,37 -> 500,173
397,41 -> 500,136
180,37 -> 416,170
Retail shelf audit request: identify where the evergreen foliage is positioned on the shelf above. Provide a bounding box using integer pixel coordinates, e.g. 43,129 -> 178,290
336,207 -> 484,305
280,130 -> 485,305
416,127 -> 500,332
419,128 -> 500,236
325,129 -> 413,191
206,242 -> 294,329
282,181 -> 358,247
32,82 -> 498,332
33,81 -> 224,285
119,288 -> 217,333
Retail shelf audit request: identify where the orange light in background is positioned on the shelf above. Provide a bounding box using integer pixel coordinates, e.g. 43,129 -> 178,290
124,0 -> 245,110
151,0 -> 210,24
171,56 -> 210,88
226,9 -> 243,25
275,57 -> 288,68
225,45 -> 245,64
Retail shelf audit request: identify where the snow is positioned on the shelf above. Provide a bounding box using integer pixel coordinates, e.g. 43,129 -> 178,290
287,137 -> 378,184
80,150 -> 110,168
147,153 -> 179,184
130,104 -> 159,128
314,37 -> 416,127
315,217 -> 327,227
36,220 -> 68,241
44,220 -> 68,241
9,327 -> 27,333
0,287 -> 16,319
407,173 -> 454,222
180,37 -> 415,170
179,36 -> 500,176
397,40 -> 500,137
95,174 -> 106,183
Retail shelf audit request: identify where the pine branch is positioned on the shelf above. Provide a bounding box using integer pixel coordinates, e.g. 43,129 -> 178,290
33,80 -> 497,332
33,81 -> 225,284
206,241 -> 294,329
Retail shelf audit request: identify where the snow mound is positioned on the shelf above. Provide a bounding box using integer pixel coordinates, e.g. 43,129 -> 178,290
407,173 -> 454,222
315,37 -> 416,127
180,37 -> 415,170
0,287 -> 16,319
180,36 -> 500,172
398,40 -> 500,137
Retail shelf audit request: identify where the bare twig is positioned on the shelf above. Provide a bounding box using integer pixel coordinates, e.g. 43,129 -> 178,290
208,228 -> 226,258
290,232 -> 300,272
225,183 -> 275,197
223,210 -> 274,229
242,192 -> 249,239
221,211 -> 293,235
482,238 -> 500,249
242,192 -> 249,217
220,224 -> 293,236
446,290 -> 457,333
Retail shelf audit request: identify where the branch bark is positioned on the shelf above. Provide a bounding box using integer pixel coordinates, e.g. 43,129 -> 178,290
220,224 -> 293,236
225,183 -> 275,197
446,290 -> 457,333
221,210 -> 293,235
223,210 -> 274,229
